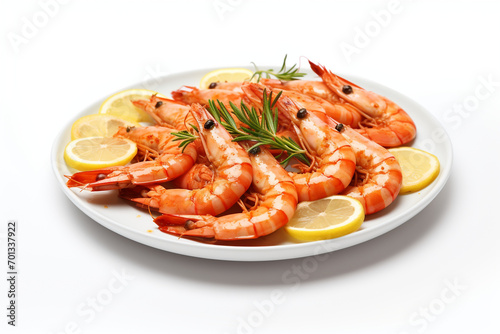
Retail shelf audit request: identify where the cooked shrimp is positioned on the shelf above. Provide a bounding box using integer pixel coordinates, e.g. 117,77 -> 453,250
133,91 -> 245,191
132,94 -> 213,170
66,125 -> 197,191
132,95 -> 194,130
154,144 -> 298,240
206,81 -> 244,92
119,103 -> 253,216
327,118 -> 403,214
134,90 -> 253,190
296,104 -> 402,214
309,61 -> 417,147
260,78 -> 363,128
171,85 -> 245,107
242,83 -> 356,202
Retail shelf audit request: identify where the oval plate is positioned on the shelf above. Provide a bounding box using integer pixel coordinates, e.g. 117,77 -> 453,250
51,66 -> 452,261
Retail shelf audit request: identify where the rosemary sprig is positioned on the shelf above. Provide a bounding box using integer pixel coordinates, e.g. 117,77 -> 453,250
207,90 -> 310,166
171,124 -> 199,152
250,55 -> 307,82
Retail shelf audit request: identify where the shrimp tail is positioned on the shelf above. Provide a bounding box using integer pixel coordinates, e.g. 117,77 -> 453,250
66,168 -> 134,190
66,169 -> 114,188
118,186 -> 162,211
154,214 -> 203,226
66,151 -> 197,192
154,214 -> 217,238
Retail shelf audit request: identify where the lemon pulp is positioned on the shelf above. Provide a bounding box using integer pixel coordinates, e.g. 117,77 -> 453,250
64,136 -> 137,171
70,114 -> 138,140
98,89 -> 166,123
389,147 -> 440,194
285,196 -> 365,241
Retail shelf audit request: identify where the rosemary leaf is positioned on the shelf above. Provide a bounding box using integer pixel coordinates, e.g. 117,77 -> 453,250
251,55 -> 307,82
171,130 -> 198,153
207,89 -> 310,166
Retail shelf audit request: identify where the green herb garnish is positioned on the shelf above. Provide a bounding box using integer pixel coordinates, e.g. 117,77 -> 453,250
171,124 -> 199,152
207,89 -> 309,166
250,55 -> 307,82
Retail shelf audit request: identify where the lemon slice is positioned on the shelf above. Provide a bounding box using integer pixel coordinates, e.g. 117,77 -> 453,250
389,147 -> 440,194
99,89 -> 165,123
285,196 -> 365,241
70,114 -> 138,140
199,68 -> 254,89
64,136 -> 137,171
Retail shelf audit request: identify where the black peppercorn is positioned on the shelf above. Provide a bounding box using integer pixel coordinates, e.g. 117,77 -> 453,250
335,123 -> 344,132
297,108 -> 308,119
342,85 -> 353,94
248,146 -> 261,155
204,119 -> 216,130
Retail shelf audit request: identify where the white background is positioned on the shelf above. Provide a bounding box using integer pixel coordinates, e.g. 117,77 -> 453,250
1,0 -> 500,333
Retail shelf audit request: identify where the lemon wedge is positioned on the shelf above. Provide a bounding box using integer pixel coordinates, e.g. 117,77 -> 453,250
64,136 -> 137,171
389,147 -> 440,194
99,89 -> 165,123
70,114 -> 138,140
199,68 -> 254,89
285,196 -> 365,241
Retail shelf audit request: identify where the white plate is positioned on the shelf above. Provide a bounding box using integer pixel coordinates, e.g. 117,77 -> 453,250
51,66 -> 453,261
